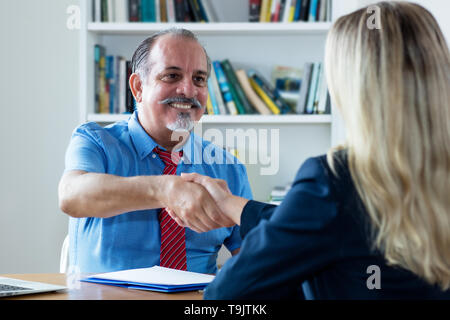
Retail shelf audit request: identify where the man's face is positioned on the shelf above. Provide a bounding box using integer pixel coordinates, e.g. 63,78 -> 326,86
137,35 -> 208,140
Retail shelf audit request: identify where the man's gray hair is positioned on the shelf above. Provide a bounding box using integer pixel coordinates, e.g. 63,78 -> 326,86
131,28 -> 211,82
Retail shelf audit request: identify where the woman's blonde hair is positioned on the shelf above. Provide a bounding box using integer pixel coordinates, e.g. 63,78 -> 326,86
325,1 -> 450,289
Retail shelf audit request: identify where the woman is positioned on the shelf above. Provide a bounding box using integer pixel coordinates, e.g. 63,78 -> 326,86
178,1 -> 450,299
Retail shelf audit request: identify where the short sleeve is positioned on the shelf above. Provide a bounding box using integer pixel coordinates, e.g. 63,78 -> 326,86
237,163 -> 253,200
64,124 -> 107,174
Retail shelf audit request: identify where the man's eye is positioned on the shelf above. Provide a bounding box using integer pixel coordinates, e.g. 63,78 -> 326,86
162,73 -> 180,81
194,76 -> 207,85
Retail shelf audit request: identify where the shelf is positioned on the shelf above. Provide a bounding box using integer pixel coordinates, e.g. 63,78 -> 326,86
87,113 -> 332,124
87,22 -> 332,35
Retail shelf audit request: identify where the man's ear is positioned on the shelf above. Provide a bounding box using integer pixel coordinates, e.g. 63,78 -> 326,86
129,73 -> 143,103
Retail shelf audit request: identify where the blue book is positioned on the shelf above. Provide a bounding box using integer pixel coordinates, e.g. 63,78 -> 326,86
105,55 -> 115,114
308,0 -> 319,22
212,61 -> 238,115
141,0 -> 156,22
305,62 -> 321,114
294,0 -> 302,21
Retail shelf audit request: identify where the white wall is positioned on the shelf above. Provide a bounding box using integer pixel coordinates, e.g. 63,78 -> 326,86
0,0 -> 79,273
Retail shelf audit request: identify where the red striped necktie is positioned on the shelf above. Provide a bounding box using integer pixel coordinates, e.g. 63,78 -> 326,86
154,146 -> 187,270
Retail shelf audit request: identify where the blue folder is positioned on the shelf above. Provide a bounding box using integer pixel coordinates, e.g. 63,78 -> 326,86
81,266 -> 214,293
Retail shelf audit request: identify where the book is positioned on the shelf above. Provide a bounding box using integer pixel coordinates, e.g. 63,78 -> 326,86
141,0 -> 156,22
272,65 -> 302,110
270,0 -> 278,22
118,57 -> 127,113
305,62 -> 321,114
201,0 -> 217,22
293,0 -> 302,21
128,0 -> 140,21
259,0 -> 271,22
326,0 -> 332,21
93,0 -> 102,22
249,77 -> 281,115
188,0 -> 205,22
235,69 -> 272,115
174,0 -> 192,22
94,45 -> 104,113
106,55 -> 116,114
317,66 -> 329,114
299,0 -> 310,21
115,0 -> 128,22
82,266 -> 215,293
155,0 -> 161,22
126,61 -> 134,113
318,0 -> 327,21
249,0 -> 262,22
220,59 -> 256,114
312,63 -> 324,113
166,0 -> 175,22
159,0 -> 167,22
213,61 -> 238,115
107,0 -> 114,22
206,91 -> 215,115
296,62 -> 313,114
249,70 -> 292,114
209,65 -> 228,114
207,78 -> 219,115
309,0 -> 319,22
220,62 -> 245,114
197,0 -> 210,22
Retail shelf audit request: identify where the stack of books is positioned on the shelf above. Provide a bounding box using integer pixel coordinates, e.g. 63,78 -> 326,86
92,0 -> 217,23
250,0 -> 333,23
295,62 -> 330,115
205,60 -> 294,115
269,184 -> 292,205
94,44 -> 135,114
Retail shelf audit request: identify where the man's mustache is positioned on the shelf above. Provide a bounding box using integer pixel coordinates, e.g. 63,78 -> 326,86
159,97 -> 203,109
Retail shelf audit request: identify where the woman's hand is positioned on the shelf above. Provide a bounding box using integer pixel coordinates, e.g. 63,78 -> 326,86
176,173 -> 249,226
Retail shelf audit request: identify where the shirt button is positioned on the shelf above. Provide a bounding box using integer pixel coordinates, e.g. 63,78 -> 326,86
152,154 -> 156,159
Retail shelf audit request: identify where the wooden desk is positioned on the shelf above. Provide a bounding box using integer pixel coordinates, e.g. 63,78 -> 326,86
1,273 -> 203,300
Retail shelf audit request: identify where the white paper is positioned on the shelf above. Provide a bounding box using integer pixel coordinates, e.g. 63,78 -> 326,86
92,266 -> 215,286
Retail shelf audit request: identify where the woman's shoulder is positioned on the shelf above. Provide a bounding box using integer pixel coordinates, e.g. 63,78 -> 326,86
295,149 -> 356,201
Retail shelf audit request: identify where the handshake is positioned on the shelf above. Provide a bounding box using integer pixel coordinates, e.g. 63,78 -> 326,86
163,173 -> 248,233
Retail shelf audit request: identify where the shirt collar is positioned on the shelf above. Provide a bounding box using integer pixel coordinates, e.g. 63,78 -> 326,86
128,110 -> 196,162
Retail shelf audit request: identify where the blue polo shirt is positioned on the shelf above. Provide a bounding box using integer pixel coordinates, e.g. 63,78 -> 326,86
64,111 -> 253,274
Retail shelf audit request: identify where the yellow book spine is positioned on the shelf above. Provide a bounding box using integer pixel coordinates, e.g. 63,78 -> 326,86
249,78 -> 281,115
206,94 -> 215,115
260,0 -> 270,22
265,0 -> 273,22
289,1 -> 296,22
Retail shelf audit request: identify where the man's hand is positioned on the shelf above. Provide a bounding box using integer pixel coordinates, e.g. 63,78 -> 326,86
177,173 -> 249,226
162,176 -> 235,233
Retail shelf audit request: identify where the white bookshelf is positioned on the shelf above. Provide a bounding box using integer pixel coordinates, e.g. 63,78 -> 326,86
79,0 -> 357,201
87,113 -> 332,124
88,22 -> 333,35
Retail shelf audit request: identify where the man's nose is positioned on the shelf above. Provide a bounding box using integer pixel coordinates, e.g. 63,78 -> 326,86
176,77 -> 198,98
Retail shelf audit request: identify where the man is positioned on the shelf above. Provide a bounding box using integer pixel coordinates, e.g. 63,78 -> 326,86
58,28 -> 252,274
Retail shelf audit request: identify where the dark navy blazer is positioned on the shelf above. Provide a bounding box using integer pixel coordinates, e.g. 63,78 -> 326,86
204,152 -> 450,299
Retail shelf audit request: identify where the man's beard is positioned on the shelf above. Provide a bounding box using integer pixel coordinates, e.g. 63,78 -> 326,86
159,96 -> 202,132
166,112 -> 195,132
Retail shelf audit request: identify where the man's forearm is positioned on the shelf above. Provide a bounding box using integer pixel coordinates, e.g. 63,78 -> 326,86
58,171 -> 170,218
